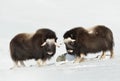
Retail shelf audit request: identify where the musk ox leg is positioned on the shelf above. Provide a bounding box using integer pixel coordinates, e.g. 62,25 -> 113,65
74,53 -> 85,63
37,59 -> 46,67
42,60 -> 47,65
20,61 -> 25,67
79,53 -> 85,62
10,61 -> 20,69
100,51 -> 106,59
37,59 -> 42,67
110,49 -> 114,59
74,57 -> 80,63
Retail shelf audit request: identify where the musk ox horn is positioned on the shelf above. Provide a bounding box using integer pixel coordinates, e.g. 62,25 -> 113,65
41,39 -> 60,47
55,42 -> 60,48
41,39 -> 53,46
71,39 -> 76,42
64,37 -> 76,43
41,42 -> 47,46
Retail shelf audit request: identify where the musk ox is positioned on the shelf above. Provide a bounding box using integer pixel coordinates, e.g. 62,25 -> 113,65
10,28 -> 59,68
63,25 -> 114,63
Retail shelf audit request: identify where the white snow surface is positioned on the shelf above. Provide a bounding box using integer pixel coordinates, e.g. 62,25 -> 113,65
0,36 -> 120,81
0,0 -> 120,81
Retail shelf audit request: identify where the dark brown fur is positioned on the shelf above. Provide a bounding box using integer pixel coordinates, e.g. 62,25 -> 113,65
10,28 -> 57,65
63,25 -> 114,58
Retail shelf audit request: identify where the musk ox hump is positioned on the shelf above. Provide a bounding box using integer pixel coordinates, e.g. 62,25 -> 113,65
85,27 -> 95,34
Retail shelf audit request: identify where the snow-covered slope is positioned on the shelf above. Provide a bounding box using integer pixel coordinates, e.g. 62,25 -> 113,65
0,38 -> 120,81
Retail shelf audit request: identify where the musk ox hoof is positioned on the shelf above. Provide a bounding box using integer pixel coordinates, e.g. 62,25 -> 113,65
73,57 -> 85,63
10,65 -> 21,70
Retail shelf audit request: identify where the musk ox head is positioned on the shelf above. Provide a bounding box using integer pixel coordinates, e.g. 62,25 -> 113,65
64,37 -> 76,54
41,38 -> 59,55
32,28 -> 59,56
63,27 -> 87,55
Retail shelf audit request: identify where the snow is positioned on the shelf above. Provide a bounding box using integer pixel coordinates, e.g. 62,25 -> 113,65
0,38 -> 120,81
0,0 -> 120,81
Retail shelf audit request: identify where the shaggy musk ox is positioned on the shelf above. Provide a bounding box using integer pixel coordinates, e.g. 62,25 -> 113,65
10,28 -> 58,68
63,25 -> 114,63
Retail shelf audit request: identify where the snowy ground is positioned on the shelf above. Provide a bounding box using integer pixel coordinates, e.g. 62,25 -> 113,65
0,38 -> 120,81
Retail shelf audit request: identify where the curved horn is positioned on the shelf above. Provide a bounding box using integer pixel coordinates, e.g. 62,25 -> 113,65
64,37 -> 76,43
64,39 -> 68,43
41,42 -> 46,46
71,39 -> 76,42
55,42 -> 60,48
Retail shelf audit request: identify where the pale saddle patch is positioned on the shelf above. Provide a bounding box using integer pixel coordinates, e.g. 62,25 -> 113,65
85,27 -> 95,34
25,33 -> 35,40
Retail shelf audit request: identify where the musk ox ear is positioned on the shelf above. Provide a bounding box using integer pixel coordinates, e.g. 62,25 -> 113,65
41,42 -> 46,46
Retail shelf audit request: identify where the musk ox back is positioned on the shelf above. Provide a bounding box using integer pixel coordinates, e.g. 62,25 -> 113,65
63,25 -> 114,63
10,28 -> 58,68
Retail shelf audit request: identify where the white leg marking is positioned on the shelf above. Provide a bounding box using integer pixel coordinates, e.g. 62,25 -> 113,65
110,49 -> 114,59
20,61 -> 25,67
42,60 -> 47,66
74,56 -> 80,63
79,53 -> 85,62
74,53 -> 85,63
37,59 -> 43,67
10,61 -> 20,69
100,51 -> 106,60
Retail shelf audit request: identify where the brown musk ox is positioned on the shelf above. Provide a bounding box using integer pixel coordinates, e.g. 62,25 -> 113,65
10,28 -> 59,68
63,25 -> 114,63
